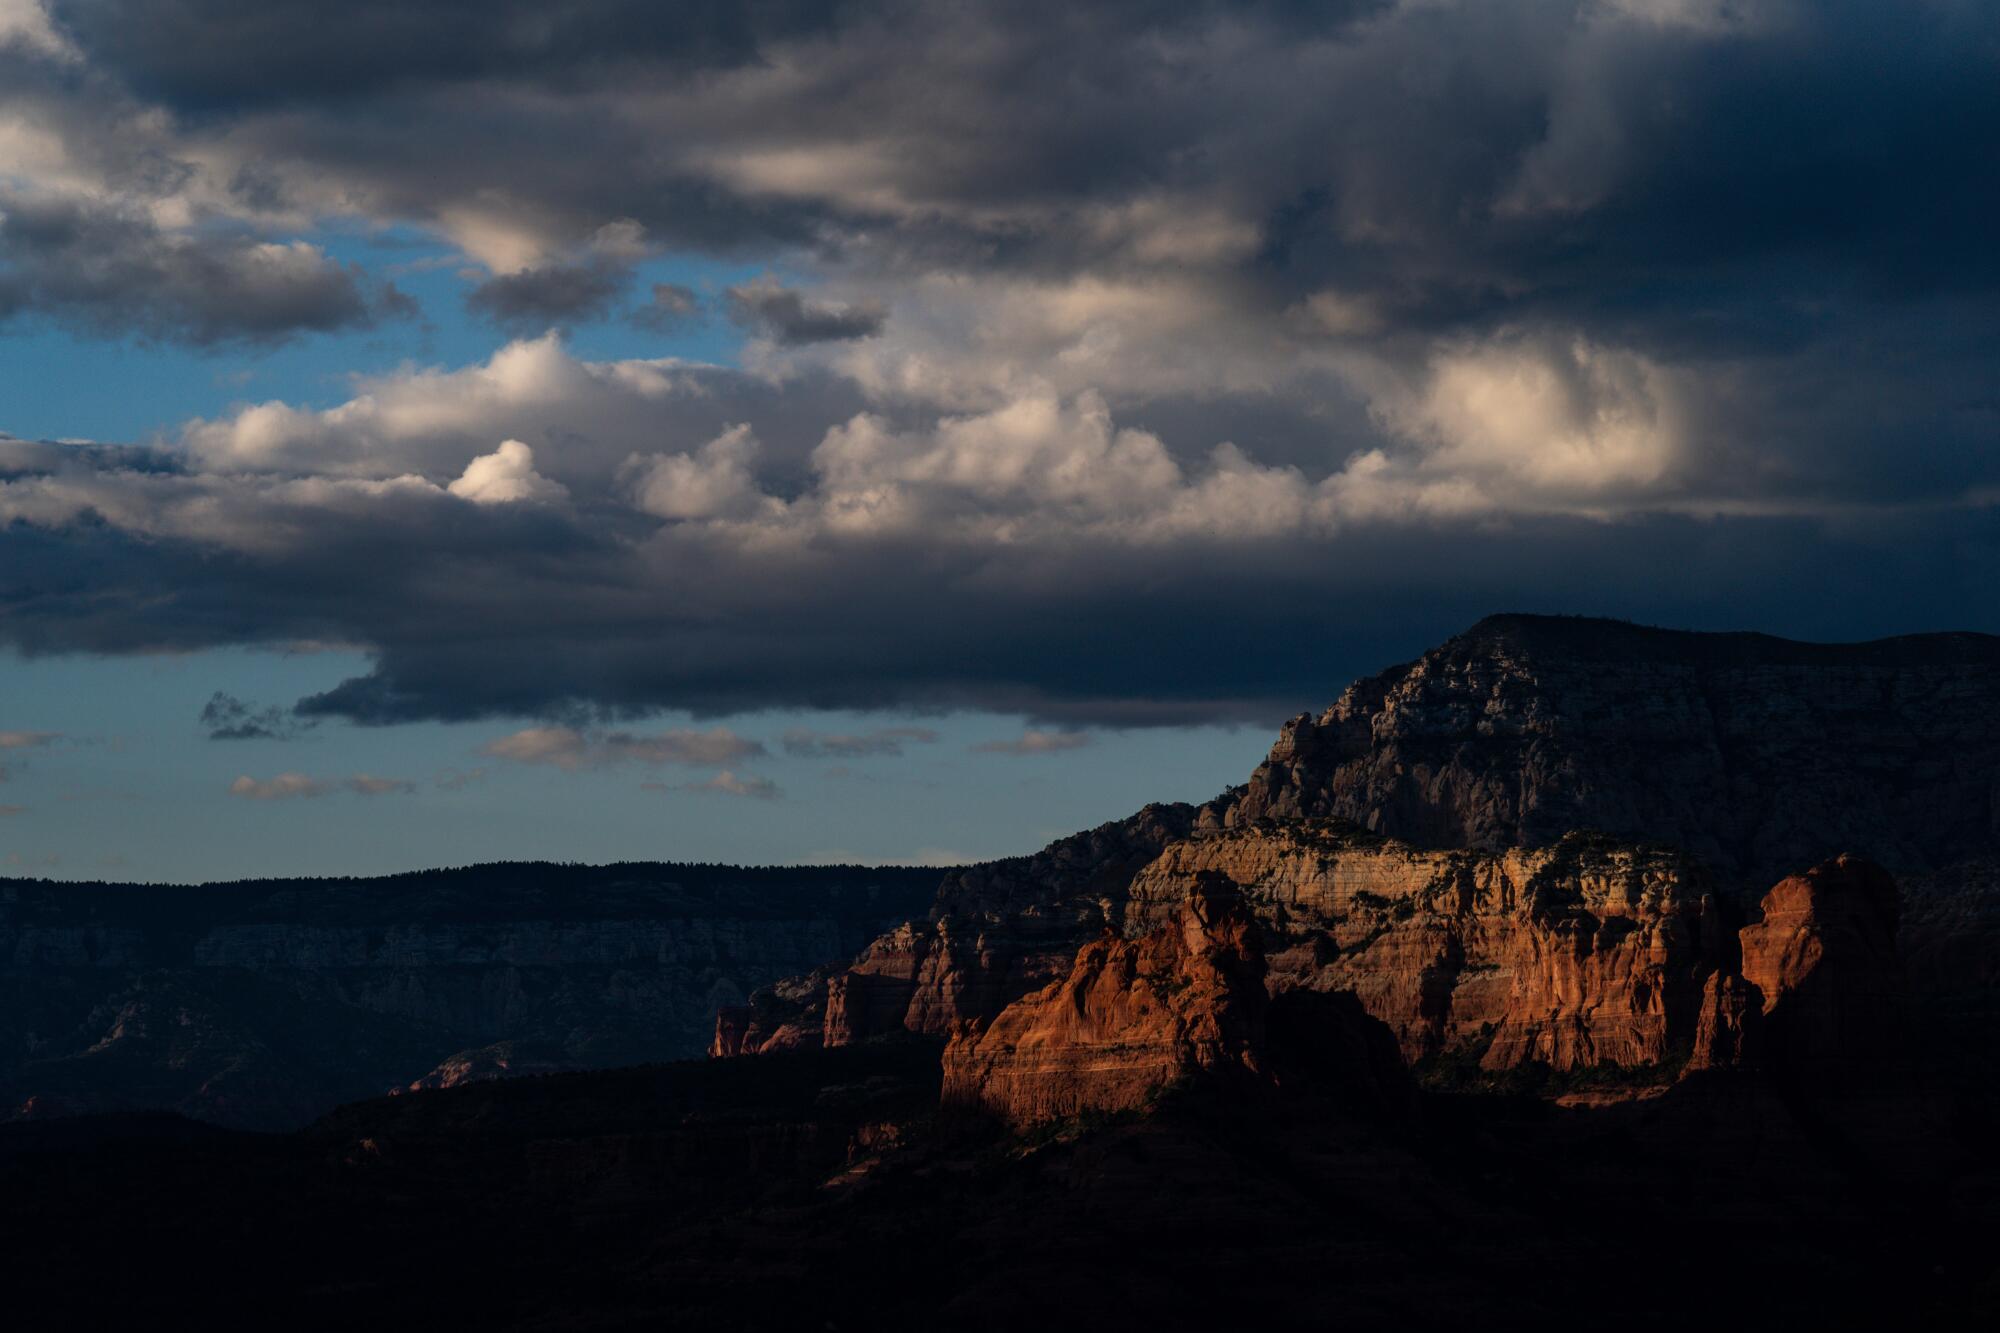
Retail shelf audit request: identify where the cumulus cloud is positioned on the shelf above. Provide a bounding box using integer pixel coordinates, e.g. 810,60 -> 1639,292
227,772 -> 415,799
623,424 -> 775,521
725,277 -> 884,345
480,725 -> 766,770
973,729 -> 1092,756
780,726 -> 940,758
448,440 -> 569,505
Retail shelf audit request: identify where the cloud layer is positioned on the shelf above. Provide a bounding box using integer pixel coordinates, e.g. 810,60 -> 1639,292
0,1 -> 1995,727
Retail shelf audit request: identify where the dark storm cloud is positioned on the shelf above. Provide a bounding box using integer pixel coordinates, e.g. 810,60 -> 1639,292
6,426 -> 1996,731
465,258 -> 630,332
724,279 -> 883,345
199,691 -> 315,741
0,191 -> 408,345
44,0 -> 855,108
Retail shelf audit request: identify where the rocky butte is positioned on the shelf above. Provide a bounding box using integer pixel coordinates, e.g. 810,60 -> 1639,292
721,614 -> 2000,1112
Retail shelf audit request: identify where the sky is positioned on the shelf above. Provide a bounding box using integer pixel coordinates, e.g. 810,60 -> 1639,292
1,0 -> 1996,880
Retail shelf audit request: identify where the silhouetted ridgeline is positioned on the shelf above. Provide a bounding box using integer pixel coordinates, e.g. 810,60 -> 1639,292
0,861 -> 943,1129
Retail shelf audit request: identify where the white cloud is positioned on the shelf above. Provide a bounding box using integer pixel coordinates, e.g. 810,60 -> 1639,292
480,725 -> 766,770
624,424 -> 776,521
448,440 -> 568,505
1358,333 -> 1683,510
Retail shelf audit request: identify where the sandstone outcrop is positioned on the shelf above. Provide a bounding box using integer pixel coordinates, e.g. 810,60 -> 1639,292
1737,854 -> 1904,1077
941,882 -> 1267,1126
1124,823 -> 1726,1071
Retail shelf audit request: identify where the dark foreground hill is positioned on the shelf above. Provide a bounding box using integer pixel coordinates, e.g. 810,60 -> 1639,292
0,1030 -> 1990,1331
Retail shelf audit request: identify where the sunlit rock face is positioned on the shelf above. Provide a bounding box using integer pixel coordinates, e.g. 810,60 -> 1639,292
940,882 -> 1269,1127
1123,825 -> 1725,1071
1737,854 -> 1905,1079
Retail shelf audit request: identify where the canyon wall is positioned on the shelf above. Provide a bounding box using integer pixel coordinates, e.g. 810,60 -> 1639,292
728,616 -> 2000,1089
0,862 -> 939,1128
946,844 -> 1906,1126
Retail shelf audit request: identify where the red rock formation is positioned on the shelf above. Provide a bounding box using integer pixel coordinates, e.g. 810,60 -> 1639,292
1124,824 -> 1725,1073
724,616 -> 2000,1094
941,882 -> 1267,1127
1738,854 -> 1903,1076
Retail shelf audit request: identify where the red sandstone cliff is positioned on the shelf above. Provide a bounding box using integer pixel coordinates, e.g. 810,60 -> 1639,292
940,882 -> 1267,1126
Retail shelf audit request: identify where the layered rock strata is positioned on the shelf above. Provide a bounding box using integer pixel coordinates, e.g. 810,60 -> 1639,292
945,845 -> 1906,1123
1121,824 -> 1725,1070
724,615 -> 1999,1090
0,863 -> 939,1129
940,883 -> 1268,1126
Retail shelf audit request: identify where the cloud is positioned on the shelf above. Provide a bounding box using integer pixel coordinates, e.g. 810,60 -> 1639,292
200,691 -> 313,740
344,774 -> 415,796
0,730 -> 60,749
1,2 -> 1998,732
973,729 -> 1092,756
480,725 -> 766,770
631,281 -> 701,332
448,440 -> 569,505
685,769 -> 780,799
0,190 -> 409,345
227,772 -> 414,799
725,277 -> 884,345
226,772 -> 323,799
466,258 -> 630,332
780,726 -> 940,759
